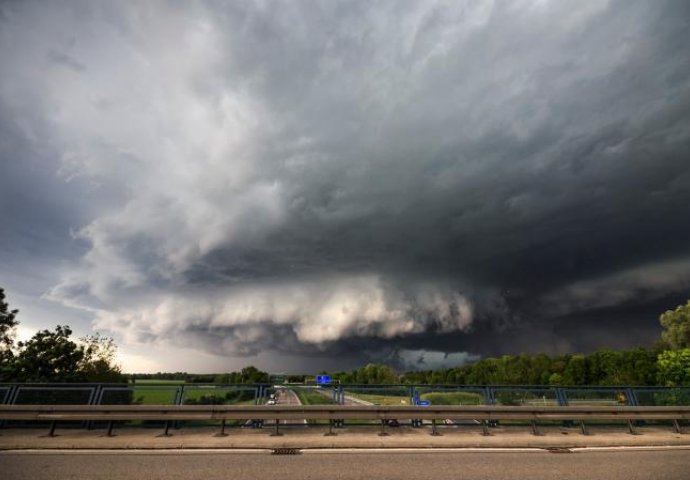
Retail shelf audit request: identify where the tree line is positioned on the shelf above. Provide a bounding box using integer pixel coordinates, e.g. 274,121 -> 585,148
329,348 -> 662,386
133,366 -> 270,384
1,287 -> 689,386
328,300 -> 690,386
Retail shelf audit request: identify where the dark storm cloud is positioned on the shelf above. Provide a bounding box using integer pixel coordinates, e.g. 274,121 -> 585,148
2,0 -> 690,371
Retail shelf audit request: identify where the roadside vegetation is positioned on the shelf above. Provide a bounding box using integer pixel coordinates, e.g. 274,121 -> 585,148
325,299 -> 690,388
293,388 -> 337,405
419,391 -> 485,405
1,287 -> 689,388
0,289 -> 124,383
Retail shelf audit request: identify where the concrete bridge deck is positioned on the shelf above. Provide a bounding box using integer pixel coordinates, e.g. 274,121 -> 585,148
1,424 -> 689,450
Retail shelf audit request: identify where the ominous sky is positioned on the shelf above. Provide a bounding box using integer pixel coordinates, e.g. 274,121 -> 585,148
1,0 -> 689,373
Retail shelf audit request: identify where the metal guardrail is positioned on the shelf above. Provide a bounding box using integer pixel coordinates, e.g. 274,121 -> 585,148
3,404 -> 690,421
1,404 -> 688,437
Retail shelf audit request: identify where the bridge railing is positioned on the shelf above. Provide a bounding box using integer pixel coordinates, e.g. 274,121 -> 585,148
2,383 -> 689,406
1,404 -> 689,437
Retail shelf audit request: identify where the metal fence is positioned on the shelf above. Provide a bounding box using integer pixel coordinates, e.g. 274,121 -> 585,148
1,382 -> 689,436
1,383 -> 689,407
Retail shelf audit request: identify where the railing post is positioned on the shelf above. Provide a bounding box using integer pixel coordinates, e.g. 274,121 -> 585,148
430,418 -> 441,436
483,387 -> 493,406
556,387 -> 574,428
44,421 -> 57,438
214,419 -> 228,437
86,385 -> 101,431
324,419 -> 337,436
270,419 -> 282,436
158,421 -> 172,437
627,419 -> 639,435
530,420 -> 542,436
378,419 -> 389,436
484,387 -> 499,427
579,421 -> 589,435
673,419 -> 684,434
105,420 -> 115,437
9,385 -> 20,405
252,385 -> 264,429
481,420 -> 491,436
555,388 -> 568,406
5,385 -> 17,405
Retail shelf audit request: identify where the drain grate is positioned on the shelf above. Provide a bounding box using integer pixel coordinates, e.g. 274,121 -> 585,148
272,448 -> 302,455
545,447 -> 573,454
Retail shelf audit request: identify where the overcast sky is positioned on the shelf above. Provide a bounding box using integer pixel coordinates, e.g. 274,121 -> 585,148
1,0 -> 689,374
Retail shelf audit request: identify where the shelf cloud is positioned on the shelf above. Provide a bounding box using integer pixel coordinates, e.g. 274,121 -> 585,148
2,0 -> 690,370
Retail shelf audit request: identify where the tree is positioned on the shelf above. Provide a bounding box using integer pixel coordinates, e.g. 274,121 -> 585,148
12,325 -> 124,383
548,372 -> 563,385
239,365 -> 269,384
79,333 -> 124,382
466,357 -> 499,384
0,288 -> 19,361
656,349 -> 690,386
562,354 -> 587,385
660,300 -> 690,349
14,325 -> 85,382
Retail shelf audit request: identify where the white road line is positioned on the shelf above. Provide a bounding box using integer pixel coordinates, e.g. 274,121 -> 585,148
0,449 -> 270,455
4,445 -> 690,455
570,445 -> 690,452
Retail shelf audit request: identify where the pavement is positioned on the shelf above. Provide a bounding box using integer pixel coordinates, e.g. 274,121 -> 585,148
2,448 -> 690,480
1,424 -> 689,450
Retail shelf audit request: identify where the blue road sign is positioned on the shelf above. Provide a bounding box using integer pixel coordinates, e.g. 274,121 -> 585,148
316,375 -> 331,385
416,400 -> 431,406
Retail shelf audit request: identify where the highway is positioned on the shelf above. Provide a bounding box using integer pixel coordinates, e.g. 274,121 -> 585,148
268,388 -> 306,426
1,448 -> 688,480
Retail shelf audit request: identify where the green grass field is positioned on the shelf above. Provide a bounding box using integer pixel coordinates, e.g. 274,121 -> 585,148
293,388 -> 337,405
419,391 -> 485,405
182,387 -> 257,405
132,387 -> 180,405
344,390 -> 486,406
345,392 -> 409,405
131,379 -> 185,385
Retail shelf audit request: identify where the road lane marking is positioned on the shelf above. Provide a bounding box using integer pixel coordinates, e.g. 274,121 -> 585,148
3,445 -> 690,455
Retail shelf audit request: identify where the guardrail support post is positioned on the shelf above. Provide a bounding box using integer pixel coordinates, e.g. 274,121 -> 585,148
481,420 -> 492,436
627,419 -> 639,435
530,420 -> 543,436
430,419 -> 441,436
324,419 -> 337,436
44,421 -> 57,438
270,420 -> 282,437
378,420 -> 389,436
157,421 -> 172,437
579,421 -> 589,436
214,419 -> 228,437
105,420 -> 115,437
672,420 -> 685,434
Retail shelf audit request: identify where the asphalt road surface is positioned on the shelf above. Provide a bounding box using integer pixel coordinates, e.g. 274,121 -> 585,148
282,388 -> 303,406
1,449 -> 688,480
267,388 -> 306,426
